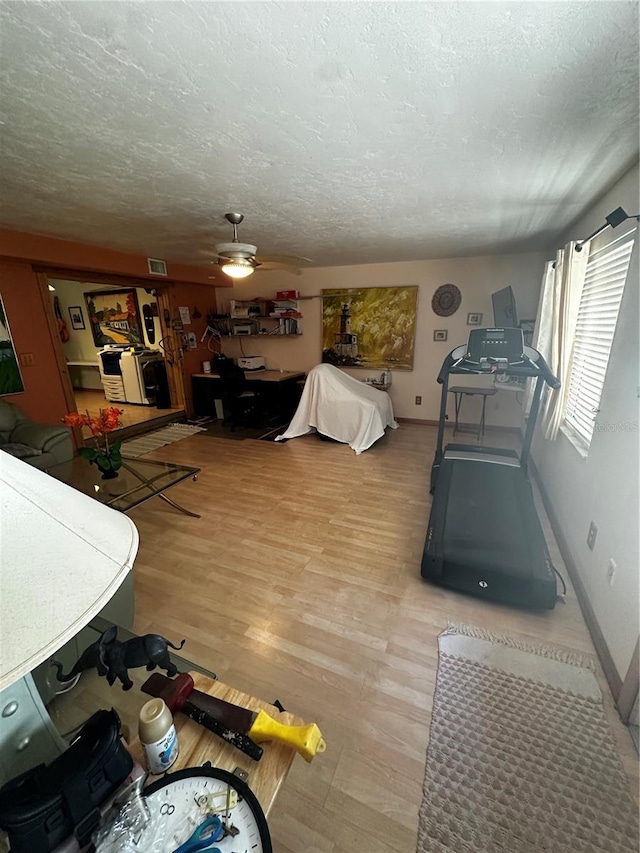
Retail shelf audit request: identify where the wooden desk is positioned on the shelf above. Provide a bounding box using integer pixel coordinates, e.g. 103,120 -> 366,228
192,371 -> 305,423
66,360 -> 101,391
127,673 -> 302,816
192,370 -> 305,382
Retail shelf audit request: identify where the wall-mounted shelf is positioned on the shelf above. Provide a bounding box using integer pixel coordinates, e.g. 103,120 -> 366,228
228,298 -> 303,337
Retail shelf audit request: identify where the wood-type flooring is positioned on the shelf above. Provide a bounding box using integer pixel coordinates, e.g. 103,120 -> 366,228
126,424 -> 638,852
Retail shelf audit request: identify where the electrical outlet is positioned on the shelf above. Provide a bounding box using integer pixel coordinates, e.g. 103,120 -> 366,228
587,521 -> 598,551
606,558 -> 616,586
19,352 -> 35,367
415,396 -> 422,405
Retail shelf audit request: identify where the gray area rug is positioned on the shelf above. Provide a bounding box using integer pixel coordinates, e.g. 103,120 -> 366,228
120,423 -> 205,458
418,625 -> 639,853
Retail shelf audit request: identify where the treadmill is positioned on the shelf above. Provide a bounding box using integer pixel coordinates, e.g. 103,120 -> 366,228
421,327 -> 560,609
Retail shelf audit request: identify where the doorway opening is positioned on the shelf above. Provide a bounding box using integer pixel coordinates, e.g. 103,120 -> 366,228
48,276 -> 184,439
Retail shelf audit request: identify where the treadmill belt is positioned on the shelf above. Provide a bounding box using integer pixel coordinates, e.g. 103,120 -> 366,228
444,462 -> 533,578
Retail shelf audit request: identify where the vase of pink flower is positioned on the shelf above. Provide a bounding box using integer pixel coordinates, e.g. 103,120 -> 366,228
63,407 -> 124,479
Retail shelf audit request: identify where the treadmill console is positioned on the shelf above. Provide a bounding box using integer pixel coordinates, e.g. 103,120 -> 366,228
466,327 -> 524,371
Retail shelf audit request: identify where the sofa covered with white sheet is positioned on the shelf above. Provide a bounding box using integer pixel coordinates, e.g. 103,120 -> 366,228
275,363 -> 398,454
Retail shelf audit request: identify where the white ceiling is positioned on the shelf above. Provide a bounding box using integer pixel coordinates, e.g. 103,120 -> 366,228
0,1 -> 638,268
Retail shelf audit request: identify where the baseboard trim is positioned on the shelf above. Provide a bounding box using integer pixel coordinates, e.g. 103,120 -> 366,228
618,639 -> 639,722
530,458 -> 623,700
396,417 -> 439,426
396,417 -> 521,434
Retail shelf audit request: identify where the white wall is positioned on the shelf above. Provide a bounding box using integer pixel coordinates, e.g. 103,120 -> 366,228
50,279 -> 161,389
533,164 -> 639,679
217,251 -> 546,424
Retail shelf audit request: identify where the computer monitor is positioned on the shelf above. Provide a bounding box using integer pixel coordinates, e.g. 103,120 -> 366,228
492,286 -> 518,328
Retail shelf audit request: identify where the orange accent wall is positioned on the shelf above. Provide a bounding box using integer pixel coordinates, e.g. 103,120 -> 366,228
0,260 -> 68,422
0,228 -> 228,287
171,282 -> 221,414
0,229 -> 226,423
0,230 -> 226,424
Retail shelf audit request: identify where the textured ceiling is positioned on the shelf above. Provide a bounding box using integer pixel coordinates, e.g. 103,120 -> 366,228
0,1 -> 638,267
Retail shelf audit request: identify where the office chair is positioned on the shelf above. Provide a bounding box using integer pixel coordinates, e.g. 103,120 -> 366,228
216,360 -> 261,431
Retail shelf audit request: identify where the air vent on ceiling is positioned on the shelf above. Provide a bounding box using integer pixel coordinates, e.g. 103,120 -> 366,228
147,257 -> 168,276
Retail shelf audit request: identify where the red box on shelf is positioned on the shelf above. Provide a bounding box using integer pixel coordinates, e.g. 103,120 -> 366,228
275,290 -> 299,299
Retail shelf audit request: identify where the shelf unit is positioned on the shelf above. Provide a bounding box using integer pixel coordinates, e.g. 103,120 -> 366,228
227,298 -> 303,337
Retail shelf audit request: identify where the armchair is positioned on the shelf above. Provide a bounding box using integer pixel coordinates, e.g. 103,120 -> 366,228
0,400 -> 73,470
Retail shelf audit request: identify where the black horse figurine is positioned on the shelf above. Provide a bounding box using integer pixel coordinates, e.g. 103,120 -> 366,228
52,626 -> 186,691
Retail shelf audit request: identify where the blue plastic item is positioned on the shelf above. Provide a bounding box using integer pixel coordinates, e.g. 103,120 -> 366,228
173,815 -> 224,853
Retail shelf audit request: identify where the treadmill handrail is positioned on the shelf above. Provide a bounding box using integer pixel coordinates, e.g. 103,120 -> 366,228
436,351 -> 457,385
437,345 -> 559,388
531,351 -> 560,390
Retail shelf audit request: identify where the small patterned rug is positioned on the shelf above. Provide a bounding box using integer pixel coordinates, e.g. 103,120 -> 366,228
121,423 -> 206,458
418,625 -> 639,853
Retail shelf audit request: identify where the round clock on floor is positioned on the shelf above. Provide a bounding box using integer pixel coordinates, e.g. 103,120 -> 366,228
140,765 -> 272,852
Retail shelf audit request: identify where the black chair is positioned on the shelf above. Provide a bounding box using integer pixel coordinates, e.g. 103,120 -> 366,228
216,360 -> 261,431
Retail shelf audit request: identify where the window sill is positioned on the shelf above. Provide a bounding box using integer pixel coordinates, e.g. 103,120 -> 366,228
560,423 -> 590,459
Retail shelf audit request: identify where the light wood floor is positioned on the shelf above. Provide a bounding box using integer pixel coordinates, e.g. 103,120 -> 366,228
128,424 -> 638,852
73,388 -> 184,435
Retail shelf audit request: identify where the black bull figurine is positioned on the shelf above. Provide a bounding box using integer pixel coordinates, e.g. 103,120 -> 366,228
52,626 -> 186,690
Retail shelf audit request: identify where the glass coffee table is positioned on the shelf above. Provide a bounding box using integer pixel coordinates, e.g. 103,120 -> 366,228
46,456 -> 201,516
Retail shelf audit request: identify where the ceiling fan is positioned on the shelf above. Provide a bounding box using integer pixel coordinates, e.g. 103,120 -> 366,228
204,213 -> 313,279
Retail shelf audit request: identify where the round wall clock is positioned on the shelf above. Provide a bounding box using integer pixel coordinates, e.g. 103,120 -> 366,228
139,765 -> 272,852
432,284 -> 462,317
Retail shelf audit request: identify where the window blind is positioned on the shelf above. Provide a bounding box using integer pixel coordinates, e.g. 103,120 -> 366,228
563,232 -> 635,447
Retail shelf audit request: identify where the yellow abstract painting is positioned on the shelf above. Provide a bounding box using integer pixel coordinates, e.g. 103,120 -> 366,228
322,286 -> 418,370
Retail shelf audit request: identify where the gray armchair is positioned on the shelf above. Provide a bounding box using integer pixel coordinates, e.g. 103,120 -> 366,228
0,400 -> 73,470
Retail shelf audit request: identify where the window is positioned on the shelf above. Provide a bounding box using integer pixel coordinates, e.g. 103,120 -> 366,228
563,230 -> 635,448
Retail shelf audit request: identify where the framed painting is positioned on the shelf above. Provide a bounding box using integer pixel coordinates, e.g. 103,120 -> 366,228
85,289 -> 142,347
0,296 -> 25,395
68,305 -> 85,330
322,286 -> 418,370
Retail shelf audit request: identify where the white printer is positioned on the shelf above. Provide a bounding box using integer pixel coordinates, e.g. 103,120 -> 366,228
237,356 -> 266,371
98,345 -> 162,404
120,349 -> 163,404
98,345 -> 129,402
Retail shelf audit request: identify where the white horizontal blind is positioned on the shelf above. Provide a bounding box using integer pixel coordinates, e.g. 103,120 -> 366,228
564,232 -> 635,447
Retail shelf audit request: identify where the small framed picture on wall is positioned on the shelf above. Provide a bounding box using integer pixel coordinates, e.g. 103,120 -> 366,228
68,306 -> 85,330
433,329 -> 448,342
467,312 -> 482,325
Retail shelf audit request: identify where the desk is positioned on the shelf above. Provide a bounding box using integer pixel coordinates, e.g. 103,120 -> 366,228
66,360 -> 100,390
127,673 -> 302,817
448,385 -> 497,440
192,370 -> 305,424
192,370 -> 305,383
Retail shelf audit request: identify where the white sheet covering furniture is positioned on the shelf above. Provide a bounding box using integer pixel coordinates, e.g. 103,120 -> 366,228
275,363 -> 398,454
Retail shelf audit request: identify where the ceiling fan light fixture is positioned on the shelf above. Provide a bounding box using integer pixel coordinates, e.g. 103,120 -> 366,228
221,258 -> 255,279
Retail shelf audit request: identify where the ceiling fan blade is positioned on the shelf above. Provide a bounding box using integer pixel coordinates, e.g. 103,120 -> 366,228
257,254 -> 314,266
256,262 -> 303,276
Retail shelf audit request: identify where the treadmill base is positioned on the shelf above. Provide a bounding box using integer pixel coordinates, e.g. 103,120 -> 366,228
422,449 -> 557,610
